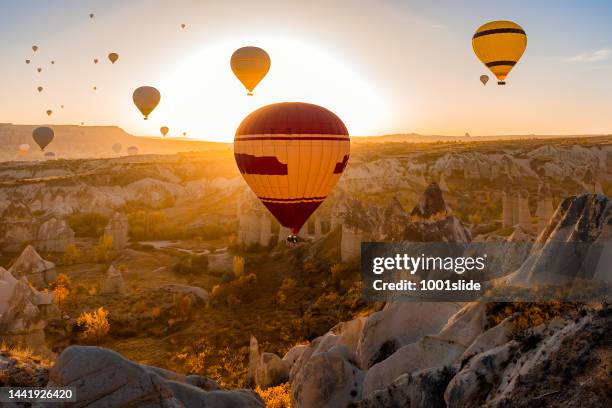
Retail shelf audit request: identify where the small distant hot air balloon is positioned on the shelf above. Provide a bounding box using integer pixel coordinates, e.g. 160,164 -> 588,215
230,46 -> 271,95
37,86 -> 43,93
234,102 -> 350,242
25,59 -> 30,64
89,13 -> 94,19
93,86 -> 97,91
182,132 -> 187,137
132,86 -> 160,120
93,58 -> 98,64
112,143 -> 122,154
37,68 -> 42,73
19,144 -> 30,157
108,53 -> 119,64
472,21 -> 527,85
80,122 -> 85,125
480,75 -> 489,85
127,146 -> 139,156
46,110 -> 52,116
61,105 -> 64,109
33,127 -> 54,151
44,151 -> 55,159
32,45 -> 38,52
160,126 -> 169,137
51,60 -> 55,65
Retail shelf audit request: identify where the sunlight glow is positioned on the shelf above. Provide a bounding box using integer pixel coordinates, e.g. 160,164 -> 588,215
154,36 -> 390,141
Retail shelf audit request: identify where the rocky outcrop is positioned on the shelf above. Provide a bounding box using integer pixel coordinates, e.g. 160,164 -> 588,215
8,244 -> 56,287
104,212 -> 129,250
159,284 -> 209,303
0,267 -> 56,356
100,265 -> 127,295
35,217 -> 75,252
46,345 -> 264,407
410,182 -> 447,221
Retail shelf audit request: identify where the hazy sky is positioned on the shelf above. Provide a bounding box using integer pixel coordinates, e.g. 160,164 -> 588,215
1,0 -> 612,141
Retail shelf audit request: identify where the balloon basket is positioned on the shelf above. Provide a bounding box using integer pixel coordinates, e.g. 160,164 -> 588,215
286,234 -> 300,246
497,81 -> 506,85
247,92 -> 254,96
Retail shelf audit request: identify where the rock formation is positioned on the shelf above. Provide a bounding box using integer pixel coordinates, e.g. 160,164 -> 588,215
43,346 -> 264,407
237,190 -> 273,247
104,212 -> 129,249
35,217 -> 75,252
101,265 -> 127,295
8,245 -> 56,287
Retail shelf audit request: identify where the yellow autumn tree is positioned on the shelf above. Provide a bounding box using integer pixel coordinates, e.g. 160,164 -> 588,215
63,243 -> 80,265
93,235 -> 113,262
77,307 -> 110,345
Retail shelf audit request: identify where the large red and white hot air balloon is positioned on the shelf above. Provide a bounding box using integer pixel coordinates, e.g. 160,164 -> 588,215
234,102 -> 350,242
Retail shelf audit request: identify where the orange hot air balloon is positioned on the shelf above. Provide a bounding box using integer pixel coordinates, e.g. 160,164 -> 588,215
132,86 -> 161,120
108,53 -> 119,64
19,144 -> 30,156
46,110 -> 52,116
160,126 -> 169,137
234,102 -> 350,241
230,46 -> 271,95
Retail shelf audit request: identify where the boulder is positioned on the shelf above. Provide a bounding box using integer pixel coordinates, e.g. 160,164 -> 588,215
361,336 -> 464,396
35,217 -> 75,253
160,284 -> 208,303
356,302 -> 461,369
8,244 -> 55,287
46,346 -> 263,408
255,352 -> 291,388
101,265 -> 127,295
355,366 -> 456,408
282,344 -> 308,367
292,350 -> 364,408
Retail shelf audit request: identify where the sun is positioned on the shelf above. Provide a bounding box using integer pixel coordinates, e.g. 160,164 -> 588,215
149,35 -> 389,141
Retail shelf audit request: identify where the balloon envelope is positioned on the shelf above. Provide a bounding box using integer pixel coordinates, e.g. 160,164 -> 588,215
32,45 -> 38,52
234,102 -> 350,235
37,86 -> 43,92
46,110 -> 52,116
132,86 -> 161,120
480,75 -> 489,85
25,59 -> 30,64
33,127 -> 54,150
108,53 -> 118,63
472,21 -> 527,85
160,126 -> 169,137
230,46 -> 271,95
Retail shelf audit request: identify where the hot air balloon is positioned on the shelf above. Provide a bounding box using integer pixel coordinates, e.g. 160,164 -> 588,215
132,86 -> 160,120
234,102 -> 350,242
112,143 -> 122,154
51,60 -> 55,65
230,46 -> 271,95
32,45 -> 38,52
37,68 -> 42,73
19,144 -> 30,157
108,53 -> 119,64
25,59 -> 30,64
80,122 -> 85,126
181,23 -> 186,29
89,13 -> 94,18
93,58 -> 98,64
127,146 -> 139,156
93,86 -> 97,91
37,86 -> 43,93
46,110 -> 52,116
61,105 -> 64,109
160,126 -> 169,137
182,132 -> 187,137
472,21 -> 527,85
480,75 -> 489,85
44,151 -> 55,159
33,127 -> 54,151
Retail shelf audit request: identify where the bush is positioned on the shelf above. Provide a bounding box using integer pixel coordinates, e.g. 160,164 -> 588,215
76,307 -> 110,345
256,383 -> 291,408
93,235 -> 113,262
63,244 -> 80,265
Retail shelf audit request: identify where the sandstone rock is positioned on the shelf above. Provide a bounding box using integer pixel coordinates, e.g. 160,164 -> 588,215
8,244 -> 55,287
437,302 -> 486,348
362,335 -> 464,396
282,344 -> 308,367
35,217 -> 75,253
355,365 -> 456,408
410,182 -> 447,221
104,212 -> 129,249
100,265 -> 127,295
255,352 -> 291,388
460,316 -> 514,361
357,302 -> 461,369
47,346 -> 263,408
159,284 -> 208,303
292,350 -> 364,408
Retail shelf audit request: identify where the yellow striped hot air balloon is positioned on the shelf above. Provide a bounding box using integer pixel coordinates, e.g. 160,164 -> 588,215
472,21 -> 527,85
234,102 -> 350,242
231,46 -> 271,96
